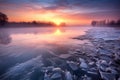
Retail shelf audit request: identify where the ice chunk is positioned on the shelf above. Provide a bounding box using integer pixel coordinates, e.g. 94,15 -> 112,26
51,72 -> 61,79
65,71 -> 73,80
44,72 -> 51,80
100,71 -> 116,80
67,61 -> 78,71
79,58 -> 88,69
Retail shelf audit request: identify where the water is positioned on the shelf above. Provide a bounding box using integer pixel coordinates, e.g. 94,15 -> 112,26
0,26 -> 120,80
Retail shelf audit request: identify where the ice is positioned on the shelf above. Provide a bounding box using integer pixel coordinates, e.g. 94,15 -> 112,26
65,71 -> 73,80
2,56 -> 43,79
0,27 -> 120,80
67,61 -> 78,71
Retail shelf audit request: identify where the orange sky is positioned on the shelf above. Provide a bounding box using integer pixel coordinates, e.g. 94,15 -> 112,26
3,9 -> 119,25
4,10 -> 91,25
1,8 -> 119,25
0,0 -> 119,25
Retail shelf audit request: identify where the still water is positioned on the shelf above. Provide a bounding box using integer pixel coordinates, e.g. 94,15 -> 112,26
0,26 -> 120,80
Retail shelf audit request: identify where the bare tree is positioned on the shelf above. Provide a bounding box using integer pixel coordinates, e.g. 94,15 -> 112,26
0,12 -> 8,26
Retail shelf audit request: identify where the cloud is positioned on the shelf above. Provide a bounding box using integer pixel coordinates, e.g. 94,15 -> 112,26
0,0 -> 119,24
0,0 -> 120,12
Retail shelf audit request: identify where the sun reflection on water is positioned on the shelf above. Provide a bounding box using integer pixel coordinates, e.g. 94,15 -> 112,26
2,27 -> 91,47
54,28 -> 62,35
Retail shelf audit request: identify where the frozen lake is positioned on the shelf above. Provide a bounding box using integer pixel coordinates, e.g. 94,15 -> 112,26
0,26 -> 120,80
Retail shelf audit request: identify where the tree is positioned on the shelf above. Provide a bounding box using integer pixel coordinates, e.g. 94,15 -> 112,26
116,19 -> 120,25
32,21 -> 37,24
0,12 -> 8,26
91,21 -> 97,26
109,20 -> 115,25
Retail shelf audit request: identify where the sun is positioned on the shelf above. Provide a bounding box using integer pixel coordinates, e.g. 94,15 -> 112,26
52,19 -> 64,26
55,22 -> 61,26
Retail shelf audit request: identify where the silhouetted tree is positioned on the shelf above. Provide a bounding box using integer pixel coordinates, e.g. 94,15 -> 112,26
32,21 -> 37,24
117,19 -> 120,25
91,21 -> 97,26
109,20 -> 115,25
0,12 -> 8,26
91,19 -> 120,26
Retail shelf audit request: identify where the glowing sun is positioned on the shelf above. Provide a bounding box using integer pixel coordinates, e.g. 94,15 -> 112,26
52,19 -> 64,26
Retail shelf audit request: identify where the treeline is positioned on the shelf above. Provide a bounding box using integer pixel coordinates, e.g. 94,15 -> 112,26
91,19 -> 120,26
8,21 -> 66,27
0,12 -> 56,27
0,12 -> 66,27
8,21 -> 56,27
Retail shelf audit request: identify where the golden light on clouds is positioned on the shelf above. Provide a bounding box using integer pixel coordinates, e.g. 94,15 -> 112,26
0,0 -> 119,25
8,11 -> 91,25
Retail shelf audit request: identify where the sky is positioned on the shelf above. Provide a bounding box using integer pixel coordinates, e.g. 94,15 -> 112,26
0,0 -> 120,25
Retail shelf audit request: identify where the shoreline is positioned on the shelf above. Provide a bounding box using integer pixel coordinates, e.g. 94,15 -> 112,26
0,27 -> 120,80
